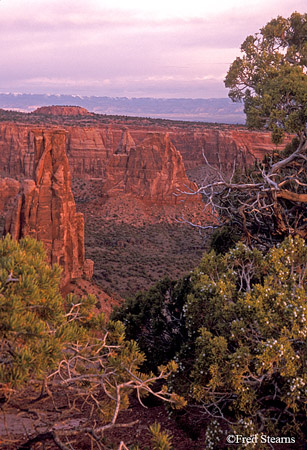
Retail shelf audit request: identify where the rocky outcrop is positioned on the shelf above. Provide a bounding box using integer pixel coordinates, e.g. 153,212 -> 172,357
104,132 -> 198,203
115,128 -> 136,154
0,124 -> 35,178
33,106 -> 92,116
4,128 -> 93,285
66,126 -> 110,178
169,127 -> 289,171
0,119 -> 292,183
0,178 -> 20,214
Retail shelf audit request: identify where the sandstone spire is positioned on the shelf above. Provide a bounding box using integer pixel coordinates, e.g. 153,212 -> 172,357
104,132 -> 198,203
115,128 -> 136,154
5,128 -> 93,285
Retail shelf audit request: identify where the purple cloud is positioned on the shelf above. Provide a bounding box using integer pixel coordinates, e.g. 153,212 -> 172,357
0,0 -> 305,97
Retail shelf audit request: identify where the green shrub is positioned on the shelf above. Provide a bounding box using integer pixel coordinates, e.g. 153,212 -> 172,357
0,235 -> 185,449
149,422 -> 173,450
111,276 -> 192,371
172,236 -> 307,445
209,225 -> 241,254
0,235 -> 68,388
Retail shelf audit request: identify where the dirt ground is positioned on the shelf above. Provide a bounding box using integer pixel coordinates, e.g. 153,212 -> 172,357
1,387 -> 305,450
0,387 -> 208,450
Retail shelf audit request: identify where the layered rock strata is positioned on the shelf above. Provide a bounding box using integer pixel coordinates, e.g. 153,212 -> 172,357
0,178 -> 20,214
0,124 -> 35,178
169,128 -> 281,171
0,117 -> 292,182
4,129 -> 93,285
34,106 -> 92,116
105,132 -> 198,203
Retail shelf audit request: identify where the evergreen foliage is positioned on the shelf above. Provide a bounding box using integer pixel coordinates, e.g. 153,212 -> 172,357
225,12 -> 307,144
149,422 -> 173,450
111,277 -> 191,371
209,225 -> 241,254
171,236 -> 307,445
199,12 -> 307,247
111,235 -> 307,446
0,235 -> 185,449
0,234 -> 66,389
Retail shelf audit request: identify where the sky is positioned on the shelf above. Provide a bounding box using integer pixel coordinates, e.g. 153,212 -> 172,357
0,0 -> 305,98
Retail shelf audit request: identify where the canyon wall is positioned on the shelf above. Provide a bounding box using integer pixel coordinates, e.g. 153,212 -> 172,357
65,124 -> 290,179
0,178 -> 20,213
0,124 -> 35,178
104,132 -> 198,203
4,128 -> 93,285
0,115 -> 292,184
168,127 -> 283,170
0,107 -> 294,229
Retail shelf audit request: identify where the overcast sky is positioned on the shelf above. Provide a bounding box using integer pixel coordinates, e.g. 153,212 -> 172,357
0,0 -> 305,98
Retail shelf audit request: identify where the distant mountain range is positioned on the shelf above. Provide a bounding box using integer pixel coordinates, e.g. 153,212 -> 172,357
0,93 -> 245,124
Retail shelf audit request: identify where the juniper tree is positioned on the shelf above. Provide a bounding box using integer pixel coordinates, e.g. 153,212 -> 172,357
225,11 -> 307,144
185,13 -> 307,247
172,236 -> 307,447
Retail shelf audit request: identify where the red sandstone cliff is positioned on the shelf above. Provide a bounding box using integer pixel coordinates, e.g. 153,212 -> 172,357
4,128 -> 93,285
66,126 -> 112,178
0,117 -> 292,232
105,132 -> 198,204
0,178 -> 20,214
168,127 -> 287,171
0,109 -> 292,298
0,119 -> 292,184
0,124 -> 36,178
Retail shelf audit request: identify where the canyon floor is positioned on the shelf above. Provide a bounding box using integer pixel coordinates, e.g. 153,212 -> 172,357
72,178 -> 207,299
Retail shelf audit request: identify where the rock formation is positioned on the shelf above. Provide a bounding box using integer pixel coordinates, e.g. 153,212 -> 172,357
0,124 -> 35,178
168,127 -> 288,172
33,106 -> 92,116
0,108 -> 293,298
0,108 -> 294,235
4,128 -> 93,285
104,132 -> 198,204
66,126 -> 109,178
115,128 -> 136,154
0,115 -> 293,183
0,178 -> 20,214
